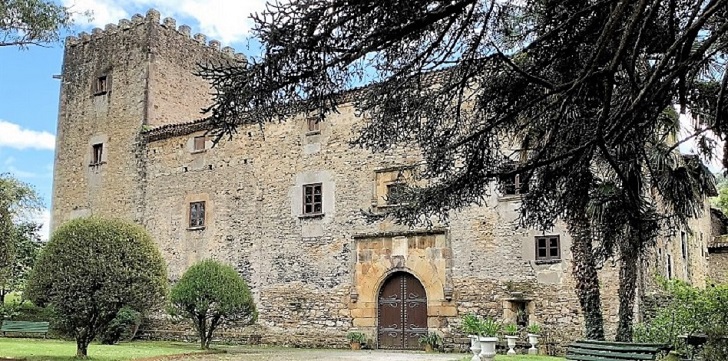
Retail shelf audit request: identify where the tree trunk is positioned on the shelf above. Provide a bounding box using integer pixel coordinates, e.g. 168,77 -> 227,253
197,316 -> 208,350
569,216 -> 605,340
76,337 -> 89,358
616,236 -> 639,341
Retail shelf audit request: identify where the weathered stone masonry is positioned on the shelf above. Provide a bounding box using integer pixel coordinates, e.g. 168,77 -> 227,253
51,9 -> 720,350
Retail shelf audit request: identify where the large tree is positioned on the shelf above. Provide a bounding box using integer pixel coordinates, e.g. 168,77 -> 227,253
200,0 -> 727,340
26,217 -> 168,358
0,0 -> 73,48
0,173 -> 43,302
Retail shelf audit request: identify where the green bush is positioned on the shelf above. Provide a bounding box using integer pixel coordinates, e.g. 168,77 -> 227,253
98,306 -> 141,344
634,279 -> 728,359
25,217 -> 168,358
169,259 -> 257,349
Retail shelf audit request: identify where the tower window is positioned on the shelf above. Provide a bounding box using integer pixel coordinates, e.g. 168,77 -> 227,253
91,143 -> 103,165
95,75 -> 108,95
306,117 -> 320,134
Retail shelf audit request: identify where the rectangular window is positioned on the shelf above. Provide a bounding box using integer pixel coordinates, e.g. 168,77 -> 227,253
189,201 -> 205,228
535,235 -> 560,261
306,117 -> 320,134
667,254 -> 673,279
500,173 -> 527,196
92,143 -> 103,164
681,231 -> 687,260
386,183 -> 405,205
302,183 -> 323,215
95,75 -> 108,94
193,136 -> 206,151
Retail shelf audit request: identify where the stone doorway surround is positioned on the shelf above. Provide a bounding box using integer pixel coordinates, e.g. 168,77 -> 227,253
348,229 -> 457,348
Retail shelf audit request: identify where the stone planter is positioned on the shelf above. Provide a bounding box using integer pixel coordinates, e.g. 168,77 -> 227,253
478,336 -> 499,361
424,343 -> 434,353
505,335 -> 518,355
527,333 -> 540,355
469,335 -> 481,361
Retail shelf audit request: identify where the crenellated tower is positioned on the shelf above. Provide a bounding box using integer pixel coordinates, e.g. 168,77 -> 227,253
50,9 -> 245,231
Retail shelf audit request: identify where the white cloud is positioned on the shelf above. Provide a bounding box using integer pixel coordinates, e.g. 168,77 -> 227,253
33,209 -> 51,241
64,0 -> 268,44
677,109 -> 724,173
0,120 -> 55,151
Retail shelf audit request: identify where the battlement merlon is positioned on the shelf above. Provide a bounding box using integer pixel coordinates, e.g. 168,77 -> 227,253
64,8 -> 247,63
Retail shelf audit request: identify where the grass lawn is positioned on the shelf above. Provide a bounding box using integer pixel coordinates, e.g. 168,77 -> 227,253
0,338 -> 206,360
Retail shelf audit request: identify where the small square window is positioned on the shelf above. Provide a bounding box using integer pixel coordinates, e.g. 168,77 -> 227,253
303,183 -> 323,215
95,75 -> 108,95
189,201 -> 205,228
535,235 -> 560,261
92,143 -> 103,165
385,183 -> 405,205
193,136 -> 206,152
306,118 -> 320,134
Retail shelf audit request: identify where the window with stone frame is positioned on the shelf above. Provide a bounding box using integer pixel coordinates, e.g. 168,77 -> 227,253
535,235 -> 560,261
193,136 -> 206,152
374,167 -> 414,208
189,201 -> 206,228
91,143 -> 103,165
302,183 -> 323,215
94,75 -> 109,95
385,182 -> 406,205
306,117 -> 321,134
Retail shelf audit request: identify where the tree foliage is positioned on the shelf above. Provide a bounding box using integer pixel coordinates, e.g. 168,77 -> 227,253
200,0 -> 727,340
169,259 -> 257,350
0,0 -> 74,48
635,279 -> 728,359
25,217 -> 168,358
0,173 -> 43,301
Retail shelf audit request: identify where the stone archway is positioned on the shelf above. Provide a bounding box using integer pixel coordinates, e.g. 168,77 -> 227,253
377,271 -> 427,349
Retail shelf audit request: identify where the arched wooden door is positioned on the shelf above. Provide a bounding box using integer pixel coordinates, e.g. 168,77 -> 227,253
377,272 -> 427,349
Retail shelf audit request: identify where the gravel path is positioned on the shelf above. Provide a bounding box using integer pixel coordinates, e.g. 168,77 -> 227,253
185,348 -> 465,361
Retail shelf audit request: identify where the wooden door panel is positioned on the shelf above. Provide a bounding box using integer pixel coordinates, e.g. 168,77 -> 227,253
377,272 -> 427,350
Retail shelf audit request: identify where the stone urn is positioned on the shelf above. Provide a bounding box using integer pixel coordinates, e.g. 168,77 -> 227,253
478,336 -> 499,361
527,333 -> 540,355
469,335 -> 481,361
505,335 -> 518,355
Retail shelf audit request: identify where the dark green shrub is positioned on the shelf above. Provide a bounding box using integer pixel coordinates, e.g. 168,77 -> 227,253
99,306 -> 141,344
25,217 -> 168,358
634,279 -> 728,359
169,259 -> 257,349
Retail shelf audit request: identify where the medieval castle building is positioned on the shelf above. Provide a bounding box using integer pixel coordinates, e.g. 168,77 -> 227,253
50,9 -> 728,350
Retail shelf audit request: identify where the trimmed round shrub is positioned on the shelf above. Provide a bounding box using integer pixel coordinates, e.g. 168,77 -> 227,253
25,217 -> 167,358
169,259 -> 257,349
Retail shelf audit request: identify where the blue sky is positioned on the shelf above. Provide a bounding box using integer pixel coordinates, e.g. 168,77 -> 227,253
0,0 -> 267,239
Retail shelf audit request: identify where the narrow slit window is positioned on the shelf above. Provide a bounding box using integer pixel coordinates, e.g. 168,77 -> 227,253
189,201 -> 205,228
303,183 -> 323,215
92,143 -> 103,164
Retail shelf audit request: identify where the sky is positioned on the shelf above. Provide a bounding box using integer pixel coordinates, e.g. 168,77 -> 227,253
0,0 -> 724,240
0,0 -> 268,239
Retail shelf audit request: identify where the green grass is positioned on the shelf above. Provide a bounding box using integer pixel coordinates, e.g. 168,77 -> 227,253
0,338 -> 205,360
